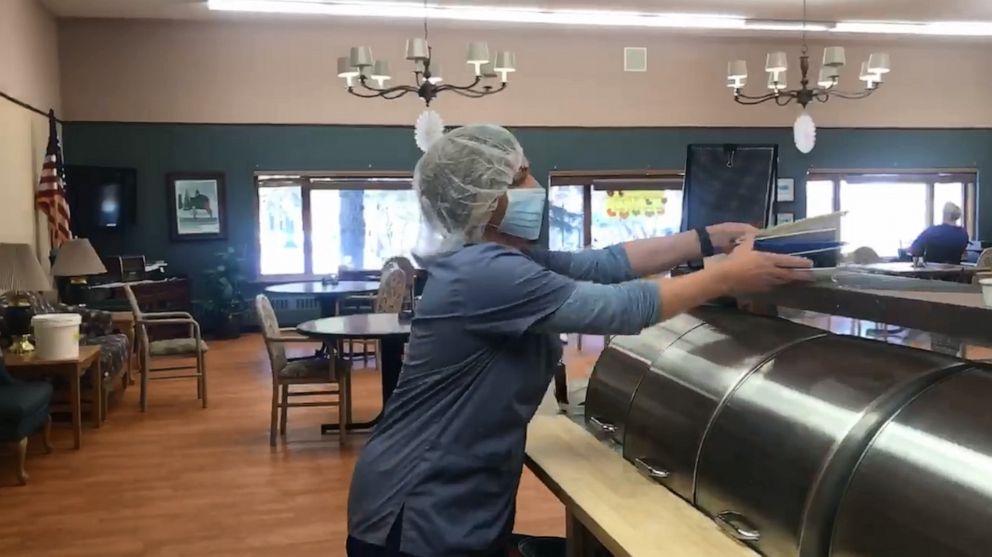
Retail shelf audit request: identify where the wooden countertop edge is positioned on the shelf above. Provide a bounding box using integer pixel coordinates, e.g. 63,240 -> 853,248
525,415 -> 758,557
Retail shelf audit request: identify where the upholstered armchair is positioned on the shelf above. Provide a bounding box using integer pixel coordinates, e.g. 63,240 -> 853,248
0,292 -> 131,397
0,357 -> 52,485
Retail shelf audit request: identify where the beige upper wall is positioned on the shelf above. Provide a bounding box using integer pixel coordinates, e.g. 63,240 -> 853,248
0,0 -> 61,249
58,18 -> 992,128
1,0 -> 62,113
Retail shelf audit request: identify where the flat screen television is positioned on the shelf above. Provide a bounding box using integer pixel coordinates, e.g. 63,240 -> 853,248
680,144 -> 778,232
65,166 -> 137,235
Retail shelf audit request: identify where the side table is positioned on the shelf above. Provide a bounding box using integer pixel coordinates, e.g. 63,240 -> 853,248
4,345 -> 103,449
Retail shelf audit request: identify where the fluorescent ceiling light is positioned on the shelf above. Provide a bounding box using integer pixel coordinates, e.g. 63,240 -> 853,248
834,21 -> 992,36
746,19 -> 834,32
208,0 -> 749,29
208,1 -> 992,38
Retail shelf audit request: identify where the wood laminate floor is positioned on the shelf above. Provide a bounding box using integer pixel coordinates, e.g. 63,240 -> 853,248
0,334 -> 604,557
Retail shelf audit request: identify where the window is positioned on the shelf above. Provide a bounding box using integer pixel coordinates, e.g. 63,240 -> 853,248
549,173 -> 684,250
257,175 -> 418,277
804,172 -> 976,258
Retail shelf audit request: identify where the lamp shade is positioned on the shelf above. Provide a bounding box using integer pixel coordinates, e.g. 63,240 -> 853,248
426,63 -> 443,84
337,56 -> 359,78
480,62 -> 498,79
405,38 -> 429,61
867,52 -> 891,74
349,46 -> 374,68
371,60 -> 391,81
727,60 -> 748,79
822,46 -> 846,68
859,61 -> 874,82
817,67 -> 839,88
0,243 -> 51,293
765,51 -> 788,72
52,239 -> 107,277
494,51 -> 516,72
466,41 -> 490,64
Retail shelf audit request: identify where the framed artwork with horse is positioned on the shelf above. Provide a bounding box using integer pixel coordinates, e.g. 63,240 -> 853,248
167,172 -> 227,241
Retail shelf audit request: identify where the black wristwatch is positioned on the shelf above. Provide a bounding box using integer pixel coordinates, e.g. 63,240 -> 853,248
695,227 -> 716,257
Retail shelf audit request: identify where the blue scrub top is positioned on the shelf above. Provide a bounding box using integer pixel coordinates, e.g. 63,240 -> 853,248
347,243 -> 578,556
909,224 -> 969,264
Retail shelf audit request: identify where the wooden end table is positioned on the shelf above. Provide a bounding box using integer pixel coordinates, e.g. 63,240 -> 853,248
4,345 -> 103,450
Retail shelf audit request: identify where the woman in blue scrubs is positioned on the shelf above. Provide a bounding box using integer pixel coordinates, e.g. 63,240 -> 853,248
347,124 -> 810,557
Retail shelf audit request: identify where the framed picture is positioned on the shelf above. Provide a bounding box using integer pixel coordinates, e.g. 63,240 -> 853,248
167,172 -> 227,241
777,212 -> 795,225
776,178 -> 796,202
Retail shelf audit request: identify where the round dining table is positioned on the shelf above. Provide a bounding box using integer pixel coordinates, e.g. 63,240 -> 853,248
265,280 -> 380,317
296,313 -> 412,433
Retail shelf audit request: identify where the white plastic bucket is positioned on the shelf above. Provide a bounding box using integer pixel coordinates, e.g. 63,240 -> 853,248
32,313 -> 82,360
981,278 -> 992,308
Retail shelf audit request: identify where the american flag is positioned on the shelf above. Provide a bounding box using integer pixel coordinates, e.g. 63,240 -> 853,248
35,109 -> 71,248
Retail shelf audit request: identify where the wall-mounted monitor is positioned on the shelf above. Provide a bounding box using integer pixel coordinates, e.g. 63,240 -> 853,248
65,165 -> 137,235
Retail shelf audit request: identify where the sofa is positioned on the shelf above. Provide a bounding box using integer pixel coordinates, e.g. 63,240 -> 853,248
0,292 -> 131,396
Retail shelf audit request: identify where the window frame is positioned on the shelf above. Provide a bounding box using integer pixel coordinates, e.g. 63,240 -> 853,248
548,170 -> 685,249
254,171 -> 414,281
806,170 -> 978,239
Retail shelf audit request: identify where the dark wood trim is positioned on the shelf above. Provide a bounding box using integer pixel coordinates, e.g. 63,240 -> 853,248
755,280 -> 992,344
63,120 -> 992,132
257,170 -> 413,179
166,172 -> 227,242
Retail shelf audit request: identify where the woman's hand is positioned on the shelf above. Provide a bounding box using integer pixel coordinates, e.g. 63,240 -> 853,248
710,236 -> 813,295
707,222 -> 760,254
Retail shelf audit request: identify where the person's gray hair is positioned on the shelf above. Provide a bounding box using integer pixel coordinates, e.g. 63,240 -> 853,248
413,124 -> 524,255
943,202 -> 963,223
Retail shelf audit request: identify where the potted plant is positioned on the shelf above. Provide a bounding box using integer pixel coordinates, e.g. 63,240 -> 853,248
200,247 -> 247,339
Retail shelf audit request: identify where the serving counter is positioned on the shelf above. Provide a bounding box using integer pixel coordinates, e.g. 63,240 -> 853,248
528,301 -> 992,557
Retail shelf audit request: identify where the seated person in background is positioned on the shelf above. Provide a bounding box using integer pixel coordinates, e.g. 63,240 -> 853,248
909,202 -> 969,264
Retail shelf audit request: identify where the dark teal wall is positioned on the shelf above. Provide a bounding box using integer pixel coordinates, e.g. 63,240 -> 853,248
63,122 -> 990,291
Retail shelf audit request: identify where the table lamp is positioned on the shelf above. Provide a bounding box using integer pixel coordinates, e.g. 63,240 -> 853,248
52,238 -> 108,305
0,243 -> 53,353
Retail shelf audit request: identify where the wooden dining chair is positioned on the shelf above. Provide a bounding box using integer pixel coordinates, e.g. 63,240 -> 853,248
255,295 -> 351,446
124,285 -> 208,412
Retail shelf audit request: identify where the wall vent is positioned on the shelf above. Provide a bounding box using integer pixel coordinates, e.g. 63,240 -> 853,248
624,47 -> 647,72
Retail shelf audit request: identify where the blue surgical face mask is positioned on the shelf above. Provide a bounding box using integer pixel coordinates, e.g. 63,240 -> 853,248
497,187 -> 546,241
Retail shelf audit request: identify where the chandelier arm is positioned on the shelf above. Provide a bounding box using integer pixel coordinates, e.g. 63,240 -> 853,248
354,77 -> 419,95
434,76 -> 485,92
828,88 -> 878,100
347,87 -> 415,99
441,82 -> 508,96
733,94 -> 782,106
734,90 -> 783,101
444,87 -> 491,98
774,94 -> 795,107
381,90 -> 411,100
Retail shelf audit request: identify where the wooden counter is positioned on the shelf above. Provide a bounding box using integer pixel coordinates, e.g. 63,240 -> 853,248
525,414 -> 758,557
753,274 -> 992,344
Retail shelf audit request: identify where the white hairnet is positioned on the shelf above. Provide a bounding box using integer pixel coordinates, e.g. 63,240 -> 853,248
943,202 -> 962,222
413,124 -> 524,256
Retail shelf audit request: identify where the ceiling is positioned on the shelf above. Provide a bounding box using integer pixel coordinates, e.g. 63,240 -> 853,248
41,0 -> 992,26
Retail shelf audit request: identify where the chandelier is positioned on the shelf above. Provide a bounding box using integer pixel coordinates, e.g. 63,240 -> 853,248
336,1 -> 516,106
725,0 -> 891,152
